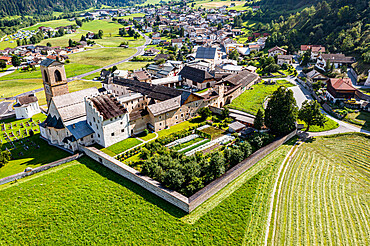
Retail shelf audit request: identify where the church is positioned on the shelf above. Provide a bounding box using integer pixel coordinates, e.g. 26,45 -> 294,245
39,58 -> 260,153
39,59 -> 130,152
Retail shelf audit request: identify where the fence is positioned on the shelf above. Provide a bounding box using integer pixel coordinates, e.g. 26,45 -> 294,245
82,130 -> 297,213
0,153 -> 81,185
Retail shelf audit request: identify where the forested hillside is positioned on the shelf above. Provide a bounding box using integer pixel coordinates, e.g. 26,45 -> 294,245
265,0 -> 369,67
0,0 -> 144,16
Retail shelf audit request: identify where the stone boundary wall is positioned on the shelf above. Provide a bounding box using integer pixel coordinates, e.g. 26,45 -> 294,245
81,130 -> 297,213
0,153 -> 81,185
0,113 -> 16,121
81,146 -> 190,212
209,106 -> 223,115
188,130 -> 297,211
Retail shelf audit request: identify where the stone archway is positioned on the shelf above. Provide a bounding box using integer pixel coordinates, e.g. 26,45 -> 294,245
54,70 -> 62,82
44,70 -> 49,82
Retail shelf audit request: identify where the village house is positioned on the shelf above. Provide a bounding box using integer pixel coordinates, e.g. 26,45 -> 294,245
305,69 -> 328,85
326,78 -> 356,103
179,65 -> 215,89
277,55 -> 294,65
316,53 -> 355,70
14,94 -> 41,119
268,46 -> 287,57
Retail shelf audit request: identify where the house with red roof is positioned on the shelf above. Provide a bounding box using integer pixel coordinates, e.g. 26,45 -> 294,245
268,46 -> 287,57
326,78 -> 357,103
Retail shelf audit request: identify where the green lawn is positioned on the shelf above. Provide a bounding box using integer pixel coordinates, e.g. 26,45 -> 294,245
297,116 -> 339,132
101,138 -> 142,156
68,48 -> 137,67
82,62 -> 150,80
344,111 -> 370,132
228,80 -> 294,115
0,79 -> 42,98
38,31 -> 89,47
23,19 -> 77,31
0,136 -> 295,244
268,134 -> 370,245
0,113 -> 70,178
157,120 -> 200,138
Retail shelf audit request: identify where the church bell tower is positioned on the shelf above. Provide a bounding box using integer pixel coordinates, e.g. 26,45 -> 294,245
40,58 -> 69,107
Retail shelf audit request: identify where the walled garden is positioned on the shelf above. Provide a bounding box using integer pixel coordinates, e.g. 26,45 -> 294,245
113,114 -> 276,197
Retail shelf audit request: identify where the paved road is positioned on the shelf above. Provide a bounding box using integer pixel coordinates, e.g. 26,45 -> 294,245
67,30 -> 151,82
0,101 -> 12,116
0,66 -> 15,78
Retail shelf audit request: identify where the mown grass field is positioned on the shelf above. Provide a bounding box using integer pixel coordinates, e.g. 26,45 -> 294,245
0,79 -> 42,98
68,48 -> 137,67
344,111 -> 370,132
0,137 -> 295,245
268,133 -> 370,245
228,80 -> 294,115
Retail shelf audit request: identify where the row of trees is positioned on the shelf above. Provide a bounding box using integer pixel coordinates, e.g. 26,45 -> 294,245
140,137 -> 255,196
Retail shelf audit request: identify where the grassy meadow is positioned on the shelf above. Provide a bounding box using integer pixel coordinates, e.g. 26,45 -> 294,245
268,133 -> 370,245
0,137 -> 296,245
228,80 -> 294,115
0,79 -> 42,98
101,138 -> 143,157
297,116 -> 339,132
68,48 -> 137,67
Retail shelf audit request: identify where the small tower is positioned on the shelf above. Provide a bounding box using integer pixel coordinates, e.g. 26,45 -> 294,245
40,58 -> 69,106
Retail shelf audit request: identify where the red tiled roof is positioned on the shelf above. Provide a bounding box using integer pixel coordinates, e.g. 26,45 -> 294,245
329,78 -> 356,91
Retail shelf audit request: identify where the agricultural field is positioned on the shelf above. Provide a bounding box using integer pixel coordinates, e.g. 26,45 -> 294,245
0,79 -> 42,98
23,19 -> 77,31
68,48 -> 137,67
228,80 -> 294,115
344,111 -> 370,132
0,113 -> 70,178
118,13 -> 146,20
0,137 -> 295,245
267,133 -> 370,245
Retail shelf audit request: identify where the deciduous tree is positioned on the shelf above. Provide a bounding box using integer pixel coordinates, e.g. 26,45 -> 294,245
298,100 -> 327,132
254,109 -> 264,130
265,86 -> 297,135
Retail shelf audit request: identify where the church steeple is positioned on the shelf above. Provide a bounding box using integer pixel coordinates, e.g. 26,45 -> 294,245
40,58 -> 69,107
